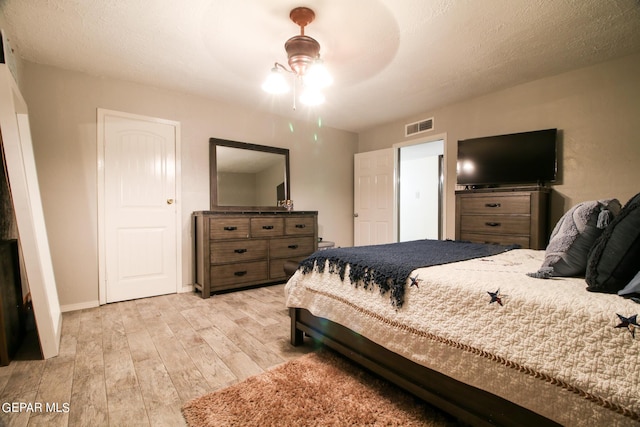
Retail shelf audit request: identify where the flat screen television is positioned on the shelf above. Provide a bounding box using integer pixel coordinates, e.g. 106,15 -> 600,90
456,128 -> 557,187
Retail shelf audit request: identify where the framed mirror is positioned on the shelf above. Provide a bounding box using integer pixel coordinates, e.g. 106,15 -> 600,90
210,138 -> 290,210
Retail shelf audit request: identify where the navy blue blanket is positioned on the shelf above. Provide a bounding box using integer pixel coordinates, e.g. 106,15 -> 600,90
299,239 -> 518,308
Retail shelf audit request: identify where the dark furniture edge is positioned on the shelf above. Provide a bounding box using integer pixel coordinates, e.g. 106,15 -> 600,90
455,185 -> 551,194
194,210 -> 319,215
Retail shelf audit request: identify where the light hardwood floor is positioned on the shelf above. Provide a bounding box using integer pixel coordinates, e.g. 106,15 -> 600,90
0,283 -> 314,426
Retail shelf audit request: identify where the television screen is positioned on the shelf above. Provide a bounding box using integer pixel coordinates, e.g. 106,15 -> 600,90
456,129 -> 557,187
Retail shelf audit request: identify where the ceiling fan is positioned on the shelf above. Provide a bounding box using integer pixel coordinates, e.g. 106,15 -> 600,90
262,6 -> 332,107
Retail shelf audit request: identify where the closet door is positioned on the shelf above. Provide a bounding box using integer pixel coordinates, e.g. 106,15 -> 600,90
99,110 -> 181,303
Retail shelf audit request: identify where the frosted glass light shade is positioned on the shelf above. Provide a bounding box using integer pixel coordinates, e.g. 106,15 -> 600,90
303,60 -> 333,89
262,68 -> 290,94
299,87 -> 325,106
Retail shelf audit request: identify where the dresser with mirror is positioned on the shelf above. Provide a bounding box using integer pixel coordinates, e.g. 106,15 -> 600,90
193,138 -> 318,298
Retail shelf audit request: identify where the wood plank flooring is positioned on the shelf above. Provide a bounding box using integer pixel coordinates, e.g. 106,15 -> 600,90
0,284 -> 314,426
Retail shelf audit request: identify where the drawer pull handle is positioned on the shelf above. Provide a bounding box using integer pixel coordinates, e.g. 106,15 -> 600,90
234,271 -> 247,277
485,203 -> 501,208
485,222 -> 501,227
295,224 -> 306,229
262,225 -> 274,230
288,244 -> 299,249
223,226 -> 237,231
234,249 -> 247,254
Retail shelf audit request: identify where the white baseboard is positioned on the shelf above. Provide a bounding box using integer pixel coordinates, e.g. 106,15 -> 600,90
61,286 -> 194,312
60,300 -> 100,313
180,284 -> 194,293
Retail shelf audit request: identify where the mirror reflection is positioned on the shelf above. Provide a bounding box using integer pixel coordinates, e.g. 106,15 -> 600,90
216,146 -> 286,206
210,139 -> 290,209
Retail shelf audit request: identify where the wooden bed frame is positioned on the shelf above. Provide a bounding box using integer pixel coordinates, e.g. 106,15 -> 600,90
290,307 -> 560,427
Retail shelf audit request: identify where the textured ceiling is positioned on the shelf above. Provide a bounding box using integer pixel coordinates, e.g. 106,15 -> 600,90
2,0 -> 640,133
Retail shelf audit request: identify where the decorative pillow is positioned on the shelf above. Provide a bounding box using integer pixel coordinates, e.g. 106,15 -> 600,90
618,269 -> 640,296
527,198 -> 620,278
586,192 -> 640,293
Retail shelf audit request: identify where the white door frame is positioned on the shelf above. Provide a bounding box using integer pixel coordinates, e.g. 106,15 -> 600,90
0,64 -> 61,358
393,132 -> 448,240
97,109 -> 182,305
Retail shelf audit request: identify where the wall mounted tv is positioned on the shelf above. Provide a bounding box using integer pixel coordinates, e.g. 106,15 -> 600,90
456,128 -> 557,188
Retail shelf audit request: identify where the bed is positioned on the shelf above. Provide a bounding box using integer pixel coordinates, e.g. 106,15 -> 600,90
284,195 -> 640,427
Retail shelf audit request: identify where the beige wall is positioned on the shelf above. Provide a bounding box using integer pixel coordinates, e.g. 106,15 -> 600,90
20,62 -> 357,310
13,49 -> 640,311
359,53 -> 640,239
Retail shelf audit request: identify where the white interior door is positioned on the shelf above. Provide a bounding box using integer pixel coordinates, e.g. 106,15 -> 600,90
354,148 -> 396,246
100,111 -> 180,303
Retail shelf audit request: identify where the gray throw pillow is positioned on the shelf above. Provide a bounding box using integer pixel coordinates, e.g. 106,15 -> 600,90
618,269 -> 640,296
528,198 -> 621,278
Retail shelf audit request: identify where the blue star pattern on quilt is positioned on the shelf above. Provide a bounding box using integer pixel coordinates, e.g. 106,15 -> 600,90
409,275 -> 420,289
615,314 -> 639,338
487,289 -> 505,306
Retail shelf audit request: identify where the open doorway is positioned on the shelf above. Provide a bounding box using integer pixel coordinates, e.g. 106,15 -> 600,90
397,139 -> 444,241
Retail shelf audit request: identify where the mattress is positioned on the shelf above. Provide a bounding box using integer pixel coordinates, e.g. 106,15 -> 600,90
285,249 -> 640,426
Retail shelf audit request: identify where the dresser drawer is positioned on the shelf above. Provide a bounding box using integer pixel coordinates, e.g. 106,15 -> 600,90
210,239 -> 268,264
285,216 -> 315,235
455,189 -> 548,251
270,237 -> 315,259
460,215 -> 530,235
210,261 -> 268,287
194,210 -> 318,297
209,218 -> 250,240
460,232 -> 530,248
460,195 -> 530,215
250,218 -> 284,237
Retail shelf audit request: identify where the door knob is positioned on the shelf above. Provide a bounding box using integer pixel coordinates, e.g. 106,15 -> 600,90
353,213 -> 359,218
167,199 -> 174,204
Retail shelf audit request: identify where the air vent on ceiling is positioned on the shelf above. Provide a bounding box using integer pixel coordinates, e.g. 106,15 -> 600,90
405,117 -> 434,137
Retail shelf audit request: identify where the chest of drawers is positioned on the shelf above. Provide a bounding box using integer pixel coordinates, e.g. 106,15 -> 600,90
455,188 -> 550,249
193,211 -> 318,298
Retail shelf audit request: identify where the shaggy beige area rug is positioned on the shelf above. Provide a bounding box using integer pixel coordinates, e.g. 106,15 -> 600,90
182,349 -> 459,426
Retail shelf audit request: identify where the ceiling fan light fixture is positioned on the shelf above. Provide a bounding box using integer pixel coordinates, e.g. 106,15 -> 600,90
263,6 -> 331,107
262,65 -> 290,94
303,59 -> 333,89
299,86 -> 325,106
285,35 -> 320,76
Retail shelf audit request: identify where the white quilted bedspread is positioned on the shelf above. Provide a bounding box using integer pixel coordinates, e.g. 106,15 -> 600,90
285,249 -> 640,420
